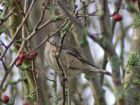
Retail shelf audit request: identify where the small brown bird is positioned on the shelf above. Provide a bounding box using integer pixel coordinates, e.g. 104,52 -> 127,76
44,35 -> 111,79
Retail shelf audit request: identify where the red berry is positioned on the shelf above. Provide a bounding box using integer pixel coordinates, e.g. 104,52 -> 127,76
15,58 -> 23,66
19,50 -> 27,59
19,53 -> 26,59
24,50 -> 38,61
25,55 -> 34,60
2,95 -> 9,103
112,13 -> 122,21
29,50 -> 38,57
21,49 -> 26,53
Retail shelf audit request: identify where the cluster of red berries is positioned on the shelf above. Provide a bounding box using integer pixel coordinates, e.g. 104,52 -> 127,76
15,50 -> 38,66
111,13 -> 122,21
1,95 -> 9,104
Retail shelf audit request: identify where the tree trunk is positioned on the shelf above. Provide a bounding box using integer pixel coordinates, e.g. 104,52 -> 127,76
124,27 -> 140,105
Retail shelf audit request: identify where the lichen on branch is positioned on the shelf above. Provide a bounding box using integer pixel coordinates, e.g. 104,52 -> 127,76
127,52 -> 140,70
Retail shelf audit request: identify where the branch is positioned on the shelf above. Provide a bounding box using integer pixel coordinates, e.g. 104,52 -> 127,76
0,0 -> 36,60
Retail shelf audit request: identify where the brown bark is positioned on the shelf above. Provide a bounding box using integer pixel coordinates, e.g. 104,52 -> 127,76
29,0 -> 51,104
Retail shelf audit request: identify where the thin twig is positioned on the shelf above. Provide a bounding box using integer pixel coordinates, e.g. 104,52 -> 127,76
0,0 -> 36,60
112,0 -> 123,37
34,0 -> 50,28
58,0 -> 83,29
32,61 -> 43,105
27,15 -> 64,40
27,20 -> 51,40
0,40 -> 26,89
55,55 -> 67,105
1,58 -> 8,71
2,78 -> 24,91
32,19 -> 67,51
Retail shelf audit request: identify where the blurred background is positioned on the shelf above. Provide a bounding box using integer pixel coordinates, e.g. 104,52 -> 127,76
0,0 -> 135,105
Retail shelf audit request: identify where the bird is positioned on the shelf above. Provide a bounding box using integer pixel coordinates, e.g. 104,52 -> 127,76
44,34 -> 111,79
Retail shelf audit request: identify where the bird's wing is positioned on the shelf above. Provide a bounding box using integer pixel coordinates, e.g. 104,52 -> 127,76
63,47 -> 111,76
